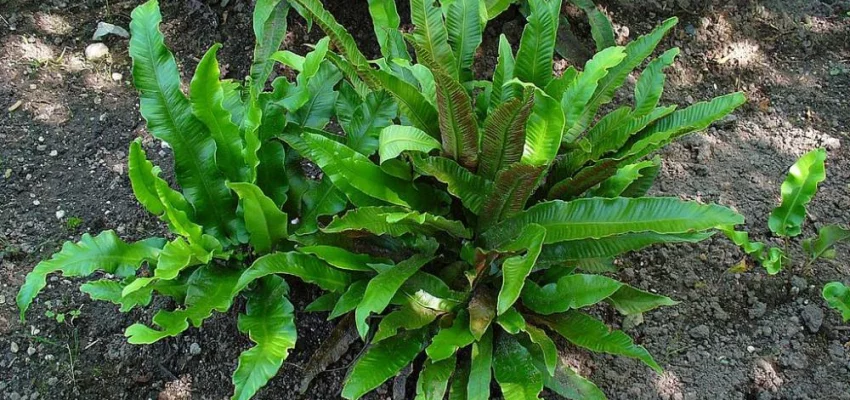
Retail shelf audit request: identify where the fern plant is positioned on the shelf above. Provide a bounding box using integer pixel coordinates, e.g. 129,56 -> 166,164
287,0 -> 748,398
724,148 -> 850,323
16,1 -> 360,399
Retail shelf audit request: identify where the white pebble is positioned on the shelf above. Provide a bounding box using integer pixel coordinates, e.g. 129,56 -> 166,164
27,346 -> 36,356
747,345 -> 756,353
111,72 -> 123,81
49,150 -> 58,157
33,200 -> 41,206
10,342 -> 19,353
55,210 -> 66,220
85,42 -> 110,61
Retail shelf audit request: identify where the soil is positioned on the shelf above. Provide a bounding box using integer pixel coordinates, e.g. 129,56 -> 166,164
1,0 -> 849,399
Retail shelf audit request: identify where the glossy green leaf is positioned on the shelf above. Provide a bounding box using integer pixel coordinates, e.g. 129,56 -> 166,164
416,355 -> 457,400
231,276 -> 296,400
410,0 -> 458,78
522,88 -> 565,166
577,17 -> 678,138
446,0 -> 482,82
374,294 -> 442,342
17,231 -> 161,320
491,34 -> 518,112
236,252 -> 352,293
190,44 -> 248,183
128,139 -> 165,216
342,328 -> 428,400
561,46 -> 627,142
496,306 -> 528,334
768,148 -> 827,237
250,0 -> 290,92
479,95 -> 535,179
433,68 -> 480,168
80,279 -> 153,312
410,154 -> 493,213
542,311 -> 661,372
344,91 -> 398,156
129,0 -> 240,242
427,311 -> 476,361
634,48 -> 679,117
305,292 -> 341,312
538,232 -> 713,266
497,224 -> 546,315
371,69 -> 442,139
323,206 -> 471,239
297,245 -> 381,272
329,280 -> 369,320
493,331 -> 544,400
379,125 -> 442,164
515,0 -> 561,88
523,274 -> 623,314
721,228 -> 784,274
569,0 -> 614,51
823,282 -> 850,322
121,236 -> 215,297
803,224 -> 850,262
606,285 -> 677,316
290,62 -> 342,129
467,328 -> 493,400
523,322 -> 557,376
480,164 -> 546,228
289,0 -> 371,71
482,197 -> 744,249
296,176 -> 348,235
227,182 -> 288,253
591,158 -> 659,198
125,264 -> 242,344
368,0 -> 410,60
542,359 -> 606,400
301,36 -> 331,80
356,254 -> 433,337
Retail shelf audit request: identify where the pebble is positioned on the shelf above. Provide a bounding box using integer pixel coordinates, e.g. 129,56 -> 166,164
747,345 -> 757,353
47,377 -> 58,386
10,342 -> 19,353
32,200 -> 40,206
189,342 -> 201,356
55,210 -> 66,220
49,150 -> 58,157
689,324 -> 711,340
85,42 -> 110,61
111,72 -> 123,81
27,346 -> 36,356
8,392 -> 21,400
0,294 -> 5,304
800,305 -> 824,333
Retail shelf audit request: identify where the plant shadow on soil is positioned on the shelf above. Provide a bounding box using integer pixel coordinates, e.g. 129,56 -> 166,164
0,0 -> 848,399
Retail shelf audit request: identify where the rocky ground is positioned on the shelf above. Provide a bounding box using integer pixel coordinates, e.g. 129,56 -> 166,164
0,0 -> 849,399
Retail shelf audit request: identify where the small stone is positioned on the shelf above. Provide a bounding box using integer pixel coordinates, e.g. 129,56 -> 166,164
85,42 -> 110,61
189,342 -> 201,356
111,72 -> 123,81
47,377 -> 58,386
44,354 -> 55,361
111,164 -> 125,175
29,83 -> 37,90
27,346 -> 36,356
33,200 -> 40,206
38,136 -> 44,142
747,345 -> 757,353
689,324 -> 710,340
49,150 -> 58,157
31,392 -> 40,400
0,294 -> 5,304
8,392 -> 21,400
56,210 -> 66,220
10,342 -> 19,353
791,276 -> 807,291
800,305 -> 824,333
36,144 -> 47,151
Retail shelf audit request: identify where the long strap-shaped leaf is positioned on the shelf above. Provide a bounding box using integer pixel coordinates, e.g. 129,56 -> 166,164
493,331 -> 545,400
433,68 -> 480,169
514,0 -> 562,89
17,231 -> 162,320
368,0 -> 410,60
479,164 -> 547,229
410,0 -> 459,78
410,154 -> 493,213
481,197 -> 744,248
479,95 -> 535,179
129,0 -> 240,242
289,0 -> 370,70
227,182 -> 288,253
561,46 -> 627,142
371,69 -> 442,139
323,206 -> 471,239
235,252 -> 352,294
497,224 -> 547,315
538,232 -> 712,266
231,276 -> 296,400
633,48 -> 679,117
572,17 -> 679,139
568,0 -> 615,51
539,311 -> 662,372
768,148 -> 827,237
379,125 -> 442,163
355,254 -> 434,337
490,35 -> 519,113
190,44 -> 249,183
342,328 -> 429,400
446,0 -> 482,82
521,88 -> 565,166
250,0 -> 290,93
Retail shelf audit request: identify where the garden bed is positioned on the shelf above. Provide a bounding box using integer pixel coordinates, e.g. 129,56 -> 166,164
1,0 -> 849,398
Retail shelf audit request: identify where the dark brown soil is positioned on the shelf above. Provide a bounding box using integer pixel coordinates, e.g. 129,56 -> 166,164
1,0 -> 849,399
